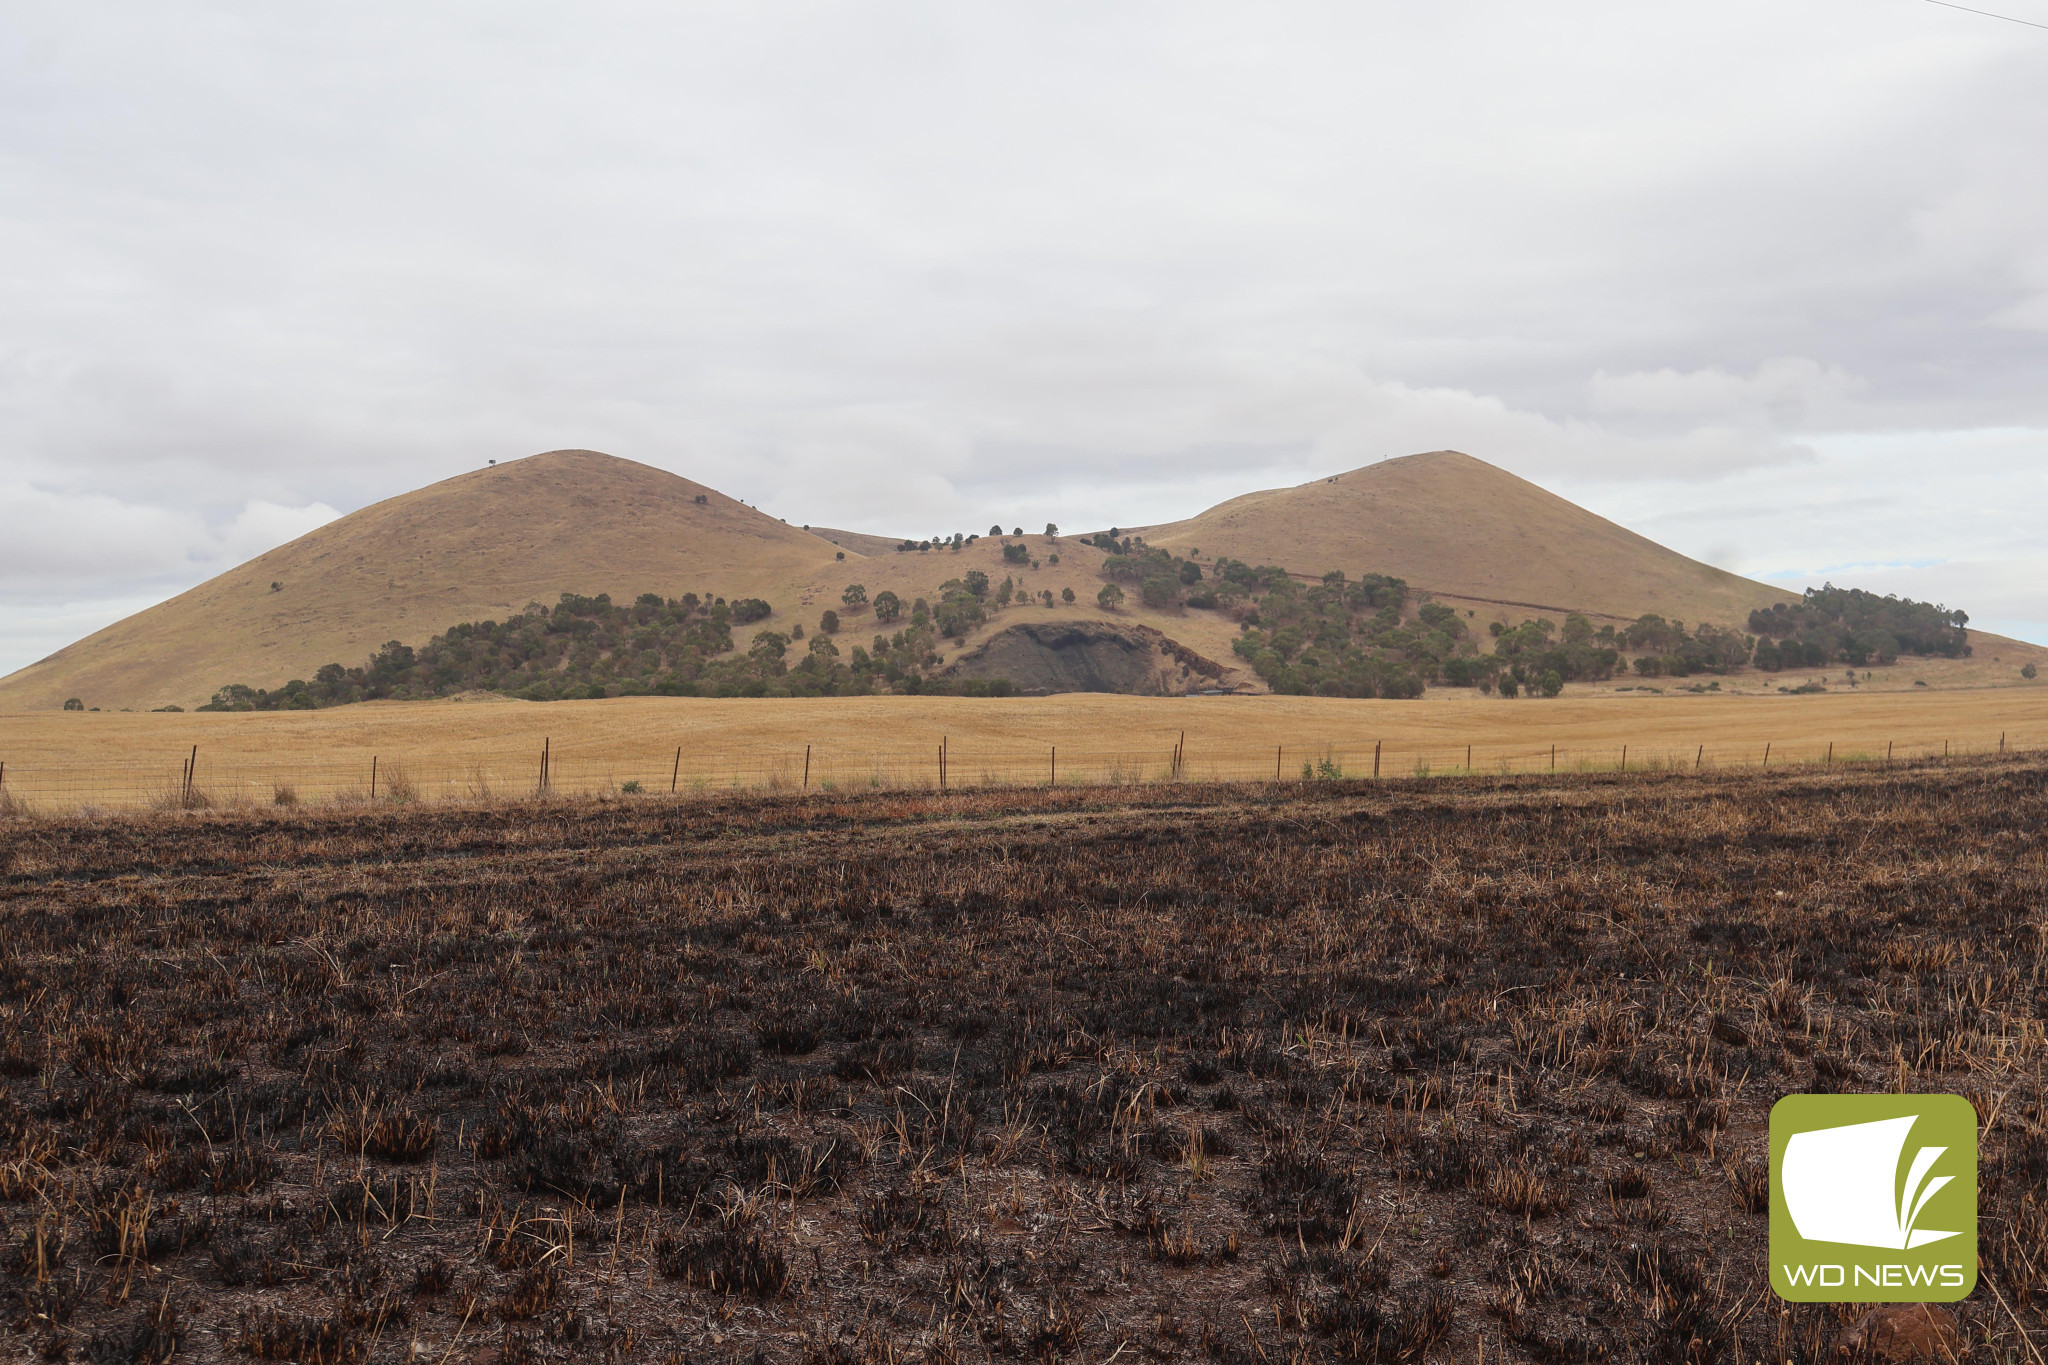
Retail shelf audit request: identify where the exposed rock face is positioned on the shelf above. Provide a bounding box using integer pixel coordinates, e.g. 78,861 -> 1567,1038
944,621 -> 1236,695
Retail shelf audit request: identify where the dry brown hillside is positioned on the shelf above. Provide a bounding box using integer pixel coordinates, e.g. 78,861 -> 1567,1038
0,452 -> 852,712
1127,450 -> 1799,626
6,447 -> 2034,711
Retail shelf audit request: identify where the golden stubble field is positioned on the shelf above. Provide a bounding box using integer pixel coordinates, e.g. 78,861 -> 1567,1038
4,684 -> 2046,810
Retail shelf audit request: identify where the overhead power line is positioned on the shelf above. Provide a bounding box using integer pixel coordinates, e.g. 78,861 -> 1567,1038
1923,0 -> 2048,31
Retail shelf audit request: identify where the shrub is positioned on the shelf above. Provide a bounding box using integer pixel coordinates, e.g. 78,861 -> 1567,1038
63,697 -> 84,711
820,610 -> 840,634
1002,542 -> 1029,564
730,598 -> 773,624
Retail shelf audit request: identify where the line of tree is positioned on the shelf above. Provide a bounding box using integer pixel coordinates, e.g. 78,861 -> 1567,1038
1225,568 -> 1433,698
199,590 -> 1018,709
1747,584 -> 1969,667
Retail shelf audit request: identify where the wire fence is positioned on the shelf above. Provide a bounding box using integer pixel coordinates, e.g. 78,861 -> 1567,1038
0,729 -> 2034,814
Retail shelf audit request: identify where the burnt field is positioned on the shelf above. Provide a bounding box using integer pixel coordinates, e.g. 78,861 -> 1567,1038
0,760 -> 2044,1363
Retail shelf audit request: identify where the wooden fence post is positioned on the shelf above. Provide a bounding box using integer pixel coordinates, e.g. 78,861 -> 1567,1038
1051,746 -> 1056,788
1762,742 -> 1770,771
803,744 -> 811,790
1275,746 -> 1282,781
371,755 -> 378,800
2000,732 -> 2006,756
1887,740 -> 1893,762
1826,742 -> 1832,767
672,746 -> 681,794
1373,741 -> 1381,779
1620,745 -> 1627,772
186,744 -> 198,800
1695,744 -> 1703,771
1465,744 -> 1472,774
1550,745 -> 1555,772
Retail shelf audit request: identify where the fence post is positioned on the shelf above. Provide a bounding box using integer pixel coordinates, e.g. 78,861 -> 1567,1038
1695,744 -> 1702,771
1373,741 -> 1381,779
1887,740 -> 1893,763
1550,745 -> 1555,772
371,755 -> 378,800
186,744 -> 198,800
803,744 -> 811,790
672,746 -> 681,794
1465,744 -> 1472,774
1763,742 -> 1770,771
1276,746 -> 1282,781
2000,732 -> 2006,756
1826,742 -> 1832,767
1620,745 -> 1626,772
1051,746 -> 1056,788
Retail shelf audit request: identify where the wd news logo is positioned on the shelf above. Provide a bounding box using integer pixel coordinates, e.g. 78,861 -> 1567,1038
1769,1094 -> 1977,1302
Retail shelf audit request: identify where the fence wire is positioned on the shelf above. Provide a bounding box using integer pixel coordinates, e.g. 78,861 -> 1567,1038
0,731 -> 2034,814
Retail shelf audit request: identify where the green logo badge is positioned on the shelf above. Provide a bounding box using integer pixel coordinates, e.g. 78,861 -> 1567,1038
1769,1094 -> 1976,1302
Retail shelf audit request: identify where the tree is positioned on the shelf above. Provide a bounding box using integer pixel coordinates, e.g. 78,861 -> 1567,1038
1062,587 -> 1076,603
1045,523 -> 1059,537
1097,583 -> 1124,611
1497,674 -> 1520,698
841,583 -> 867,608
1539,670 -> 1564,698
873,590 -> 902,623
820,610 -> 840,634
2025,663 -> 2039,679
990,524 -> 1002,537
964,570 -> 990,598
62,697 -> 84,711
1012,527 -> 1023,536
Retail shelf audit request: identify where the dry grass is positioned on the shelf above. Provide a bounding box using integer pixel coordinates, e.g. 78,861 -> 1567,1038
0,757 -> 2042,1362
2,687 -> 2045,810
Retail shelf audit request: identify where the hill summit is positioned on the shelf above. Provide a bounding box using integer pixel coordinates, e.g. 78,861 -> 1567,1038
0,448 -> 1894,711
1,451 -> 849,711
1126,451 -> 1781,625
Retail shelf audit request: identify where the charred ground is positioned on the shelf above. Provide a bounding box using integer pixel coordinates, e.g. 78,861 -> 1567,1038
0,760 -> 2044,1362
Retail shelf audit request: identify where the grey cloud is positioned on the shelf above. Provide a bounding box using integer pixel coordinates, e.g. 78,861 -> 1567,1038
4,0 -> 2048,675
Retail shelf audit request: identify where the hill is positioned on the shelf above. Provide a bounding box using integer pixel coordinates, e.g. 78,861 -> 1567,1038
0,451 -> 852,712
5,447 -> 2033,711
1122,450 -> 1796,626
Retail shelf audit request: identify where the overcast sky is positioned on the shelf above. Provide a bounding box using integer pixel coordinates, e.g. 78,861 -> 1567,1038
5,1 -> 2048,674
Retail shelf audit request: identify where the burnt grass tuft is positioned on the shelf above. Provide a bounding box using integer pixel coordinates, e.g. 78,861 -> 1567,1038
0,757 -> 2044,1360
